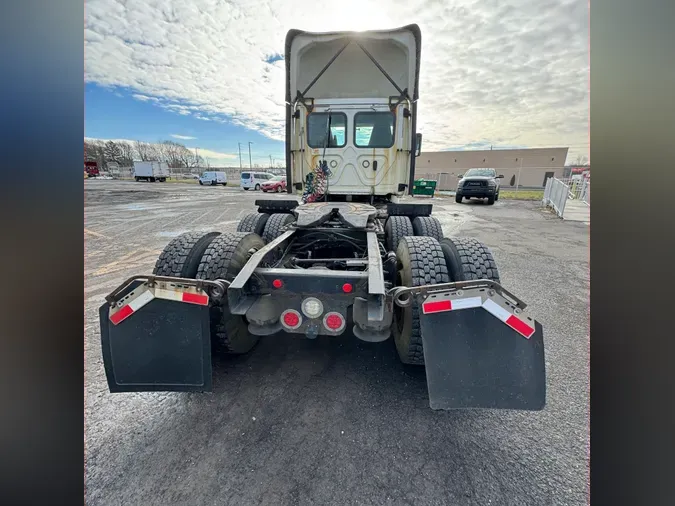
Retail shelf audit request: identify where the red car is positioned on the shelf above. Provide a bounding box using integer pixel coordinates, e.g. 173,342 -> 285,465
261,175 -> 287,192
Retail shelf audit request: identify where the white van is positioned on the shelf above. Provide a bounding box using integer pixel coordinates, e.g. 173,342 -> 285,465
199,171 -> 228,186
241,171 -> 274,191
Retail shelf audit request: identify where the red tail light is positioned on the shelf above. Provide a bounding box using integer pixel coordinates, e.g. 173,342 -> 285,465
281,309 -> 302,330
323,312 -> 346,333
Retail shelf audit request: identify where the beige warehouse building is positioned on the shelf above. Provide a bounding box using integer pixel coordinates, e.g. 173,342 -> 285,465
415,147 -> 569,190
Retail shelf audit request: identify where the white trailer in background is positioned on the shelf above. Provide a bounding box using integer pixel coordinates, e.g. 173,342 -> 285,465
133,161 -> 170,182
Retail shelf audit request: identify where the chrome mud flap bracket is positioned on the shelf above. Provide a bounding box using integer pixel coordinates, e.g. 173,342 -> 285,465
393,281 -> 546,410
99,276 -> 227,393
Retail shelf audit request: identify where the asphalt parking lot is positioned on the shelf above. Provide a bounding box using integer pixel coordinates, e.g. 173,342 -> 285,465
85,180 -> 589,506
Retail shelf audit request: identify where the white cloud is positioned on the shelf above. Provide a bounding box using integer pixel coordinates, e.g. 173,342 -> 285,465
171,134 -> 197,140
132,94 -> 159,102
189,147 -> 238,162
85,0 -> 589,162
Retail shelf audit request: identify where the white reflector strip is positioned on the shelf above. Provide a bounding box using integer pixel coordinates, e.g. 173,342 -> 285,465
481,298 -> 512,322
450,296 -> 482,310
154,287 -> 184,302
127,289 -> 155,311
110,289 -> 155,325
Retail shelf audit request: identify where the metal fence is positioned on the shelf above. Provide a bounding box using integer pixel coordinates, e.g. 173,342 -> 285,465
543,177 -> 590,217
543,177 -> 568,217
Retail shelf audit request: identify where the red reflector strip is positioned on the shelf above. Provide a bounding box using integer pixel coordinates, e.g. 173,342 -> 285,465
109,289 -> 155,325
505,315 -> 535,339
422,300 -> 452,314
483,299 -> 535,339
182,292 -> 209,305
109,304 -> 133,325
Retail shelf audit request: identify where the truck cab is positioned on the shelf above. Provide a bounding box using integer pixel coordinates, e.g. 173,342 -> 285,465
286,25 -> 422,201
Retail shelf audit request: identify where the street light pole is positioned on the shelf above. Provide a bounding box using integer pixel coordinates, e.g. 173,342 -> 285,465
238,143 -> 242,170
248,142 -> 253,169
269,154 -> 272,169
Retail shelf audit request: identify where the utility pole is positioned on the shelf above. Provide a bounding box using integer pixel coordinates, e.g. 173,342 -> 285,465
516,157 -> 523,193
238,143 -> 242,170
269,154 -> 273,169
248,142 -> 253,169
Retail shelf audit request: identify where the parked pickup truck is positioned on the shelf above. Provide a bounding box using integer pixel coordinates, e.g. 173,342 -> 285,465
455,168 -> 504,205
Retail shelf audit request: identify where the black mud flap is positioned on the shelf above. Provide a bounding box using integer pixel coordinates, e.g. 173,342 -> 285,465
419,305 -> 545,411
99,290 -> 212,393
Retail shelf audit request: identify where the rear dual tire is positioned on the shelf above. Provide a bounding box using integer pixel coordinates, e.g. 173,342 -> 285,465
197,233 -> 264,355
261,213 -> 295,244
393,236 -> 450,365
153,231 -> 221,278
440,237 -> 500,284
392,236 -> 500,366
384,216 -> 414,252
153,230 -> 264,356
411,216 -> 443,241
237,212 -> 269,236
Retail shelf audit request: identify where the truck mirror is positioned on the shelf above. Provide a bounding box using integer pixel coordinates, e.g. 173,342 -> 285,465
457,174 -> 464,178
497,174 -> 504,178
415,133 -> 422,157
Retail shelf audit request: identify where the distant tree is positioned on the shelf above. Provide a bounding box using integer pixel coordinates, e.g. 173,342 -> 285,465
134,140 -> 157,161
510,174 -> 516,186
84,140 -> 106,168
103,141 -> 123,166
117,142 -> 135,166
175,145 -> 204,168
574,154 -> 589,166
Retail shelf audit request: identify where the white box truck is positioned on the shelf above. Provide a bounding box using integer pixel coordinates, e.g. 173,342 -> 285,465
133,161 -> 170,182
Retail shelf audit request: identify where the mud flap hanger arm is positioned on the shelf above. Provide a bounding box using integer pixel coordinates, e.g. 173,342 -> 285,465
105,275 -> 229,305
293,38 -> 411,113
389,280 -> 527,311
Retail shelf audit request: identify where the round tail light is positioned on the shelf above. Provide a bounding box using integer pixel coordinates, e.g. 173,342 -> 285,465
281,309 -> 302,330
323,312 -> 346,333
301,297 -> 324,319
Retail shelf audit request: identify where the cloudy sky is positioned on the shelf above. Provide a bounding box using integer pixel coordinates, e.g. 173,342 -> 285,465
84,0 -> 589,166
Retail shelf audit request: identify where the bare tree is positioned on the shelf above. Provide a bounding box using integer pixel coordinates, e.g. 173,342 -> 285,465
103,141 -> 123,166
158,141 -> 185,168
134,140 -> 156,161
574,154 -> 589,166
117,142 -> 135,166
84,140 -> 106,168
175,145 -> 205,168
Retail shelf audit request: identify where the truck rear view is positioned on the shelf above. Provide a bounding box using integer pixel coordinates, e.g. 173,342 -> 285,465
98,25 -> 546,412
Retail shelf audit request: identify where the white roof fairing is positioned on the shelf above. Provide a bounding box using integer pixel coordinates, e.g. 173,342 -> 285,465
285,25 -> 421,103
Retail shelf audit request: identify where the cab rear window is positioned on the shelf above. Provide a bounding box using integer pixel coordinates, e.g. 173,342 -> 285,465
307,112 -> 347,148
354,112 -> 395,148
